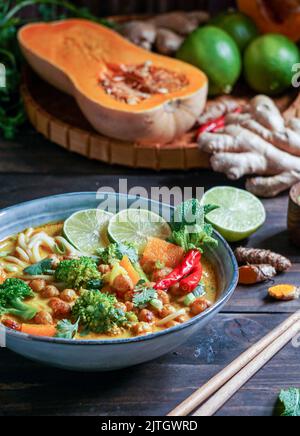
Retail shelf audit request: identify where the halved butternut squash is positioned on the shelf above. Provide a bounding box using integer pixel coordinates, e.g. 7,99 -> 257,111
18,19 -> 208,144
238,0 -> 300,42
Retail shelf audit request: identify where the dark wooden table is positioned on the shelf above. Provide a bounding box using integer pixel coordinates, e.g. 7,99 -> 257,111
0,126 -> 299,417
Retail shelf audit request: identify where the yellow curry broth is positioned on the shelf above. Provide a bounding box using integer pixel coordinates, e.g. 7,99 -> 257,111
0,222 -> 219,339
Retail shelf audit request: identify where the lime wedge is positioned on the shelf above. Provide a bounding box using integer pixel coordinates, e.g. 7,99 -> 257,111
108,209 -> 172,254
64,209 -> 113,255
201,187 -> 266,242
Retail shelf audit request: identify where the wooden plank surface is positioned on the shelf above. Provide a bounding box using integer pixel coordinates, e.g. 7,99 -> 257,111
0,128 -> 299,416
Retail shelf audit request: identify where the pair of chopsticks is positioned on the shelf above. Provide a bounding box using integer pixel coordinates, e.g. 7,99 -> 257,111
168,311 -> 300,417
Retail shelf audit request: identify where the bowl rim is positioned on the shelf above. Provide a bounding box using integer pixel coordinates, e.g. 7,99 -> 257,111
1,192 -> 239,346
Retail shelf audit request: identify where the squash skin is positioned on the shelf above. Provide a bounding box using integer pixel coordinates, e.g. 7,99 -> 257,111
18,19 -> 208,144
237,0 -> 300,42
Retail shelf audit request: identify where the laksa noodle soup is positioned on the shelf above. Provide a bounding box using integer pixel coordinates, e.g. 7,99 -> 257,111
0,200 -> 219,340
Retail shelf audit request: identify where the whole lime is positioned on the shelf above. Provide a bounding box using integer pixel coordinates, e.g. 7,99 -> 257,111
177,26 -> 242,96
211,11 -> 259,52
244,34 -> 300,95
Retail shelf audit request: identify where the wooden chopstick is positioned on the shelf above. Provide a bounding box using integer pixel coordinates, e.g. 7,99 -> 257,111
193,319 -> 300,416
168,311 -> 300,416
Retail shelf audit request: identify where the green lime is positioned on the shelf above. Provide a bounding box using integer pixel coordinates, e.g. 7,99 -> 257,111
201,187 -> 266,242
211,11 -> 258,52
108,209 -> 171,254
244,34 -> 300,95
64,209 -> 113,255
177,26 -> 242,96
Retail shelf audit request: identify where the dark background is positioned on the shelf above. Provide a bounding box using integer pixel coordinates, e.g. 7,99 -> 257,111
73,0 -> 235,15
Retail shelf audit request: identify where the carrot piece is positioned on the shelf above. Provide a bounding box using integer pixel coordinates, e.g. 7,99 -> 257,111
0,268 -> 7,285
120,256 -> 140,286
21,324 -> 56,337
141,237 -> 184,269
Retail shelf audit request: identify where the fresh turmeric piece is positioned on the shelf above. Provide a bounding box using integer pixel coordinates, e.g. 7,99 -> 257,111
268,284 -> 300,301
235,247 -> 292,273
239,264 -> 277,285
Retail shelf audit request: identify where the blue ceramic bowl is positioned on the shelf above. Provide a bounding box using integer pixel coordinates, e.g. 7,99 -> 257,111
0,193 -> 238,371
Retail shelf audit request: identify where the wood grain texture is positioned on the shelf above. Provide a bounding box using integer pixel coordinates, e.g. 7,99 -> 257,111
0,133 -> 299,415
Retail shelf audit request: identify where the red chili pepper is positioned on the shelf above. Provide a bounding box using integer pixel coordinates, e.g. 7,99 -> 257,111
154,250 -> 201,291
196,107 -> 242,140
179,263 -> 203,295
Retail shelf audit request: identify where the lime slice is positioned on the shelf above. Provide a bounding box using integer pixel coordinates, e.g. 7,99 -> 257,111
108,209 -> 172,254
201,187 -> 266,242
64,209 -> 113,255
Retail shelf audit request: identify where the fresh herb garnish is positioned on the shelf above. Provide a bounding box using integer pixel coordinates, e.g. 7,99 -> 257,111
23,258 -> 54,276
133,281 -> 157,309
0,1 -> 115,139
277,388 -> 300,416
169,199 -> 218,252
55,318 -> 79,340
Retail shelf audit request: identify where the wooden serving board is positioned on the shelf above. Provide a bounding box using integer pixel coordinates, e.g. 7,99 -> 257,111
21,66 -> 300,171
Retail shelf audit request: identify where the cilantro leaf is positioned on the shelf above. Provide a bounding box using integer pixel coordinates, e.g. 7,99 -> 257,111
278,388 -> 300,416
133,284 -> 157,309
23,258 -> 54,276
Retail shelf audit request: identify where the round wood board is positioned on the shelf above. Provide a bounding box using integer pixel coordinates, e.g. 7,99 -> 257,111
21,67 -> 300,171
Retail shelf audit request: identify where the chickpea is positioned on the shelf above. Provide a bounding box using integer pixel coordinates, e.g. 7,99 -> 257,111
60,289 -> 77,303
48,298 -> 71,318
123,291 -> 134,302
29,279 -> 46,293
113,275 -> 134,294
131,322 -> 153,336
125,301 -> 134,312
115,302 -> 127,312
152,267 -> 173,283
99,264 -> 111,274
190,299 -> 211,316
41,285 -> 60,299
2,318 -> 21,331
138,309 -> 154,323
34,310 -> 53,325
157,290 -> 170,305
169,283 -> 182,297
159,304 -> 176,319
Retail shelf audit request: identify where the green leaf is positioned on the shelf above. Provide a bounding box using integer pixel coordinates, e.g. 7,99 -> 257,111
55,319 -> 79,340
172,199 -> 205,232
86,279 -> 103,290
23,258 -> 53,276
133,285 -> 157,309
278,388 -> 300,416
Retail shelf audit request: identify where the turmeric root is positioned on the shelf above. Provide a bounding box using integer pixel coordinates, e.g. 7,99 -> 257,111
235,247 -> 292,273
198,95 -> 300,197
239,264 -> 277,285
268,284 -> 300,301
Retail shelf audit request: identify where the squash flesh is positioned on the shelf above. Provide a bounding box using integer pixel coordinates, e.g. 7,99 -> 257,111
19,19 -> 207,113
237,0 -> 300,42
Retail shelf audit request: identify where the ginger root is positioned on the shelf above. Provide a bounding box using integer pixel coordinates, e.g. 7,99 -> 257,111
235,247 -> 292,273
119,21 -> 157,51
239,264 -> 277,285
268,284 -> 300,301
198,95 -> 300,197
118,11 -> 210,55
155,29 -> 184,56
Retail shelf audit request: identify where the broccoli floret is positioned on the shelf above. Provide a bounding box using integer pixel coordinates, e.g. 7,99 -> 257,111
0,278 -> 37,321
54,257 -> 102,290
72,290 -> 134,334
